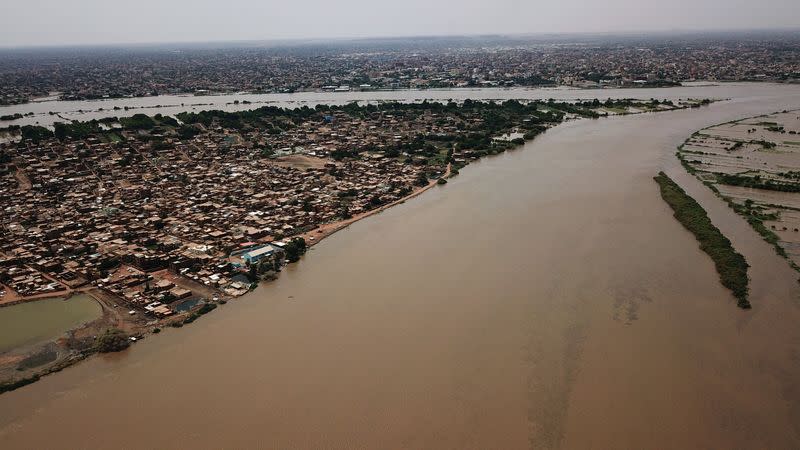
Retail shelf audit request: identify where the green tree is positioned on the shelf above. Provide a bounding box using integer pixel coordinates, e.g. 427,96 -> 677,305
94,328 -> 130,353
284,237 -> 307,263
20,125 -> 53,143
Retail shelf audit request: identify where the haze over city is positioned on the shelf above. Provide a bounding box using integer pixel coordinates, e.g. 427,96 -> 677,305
1,0 -> 799,46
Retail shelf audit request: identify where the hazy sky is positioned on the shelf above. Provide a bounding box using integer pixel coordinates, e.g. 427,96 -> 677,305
1,0 -> 799,47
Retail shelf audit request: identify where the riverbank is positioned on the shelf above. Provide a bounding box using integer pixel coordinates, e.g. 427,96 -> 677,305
299,163 -> 453,247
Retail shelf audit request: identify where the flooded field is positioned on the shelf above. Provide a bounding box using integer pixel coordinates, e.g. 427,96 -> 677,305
679,110 -> 800,265
0,84 -> 800,449
0,82 -> 763,128
0,295 -> 101,354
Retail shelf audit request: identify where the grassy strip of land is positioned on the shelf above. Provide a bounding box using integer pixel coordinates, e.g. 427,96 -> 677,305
654,172 -> 751,309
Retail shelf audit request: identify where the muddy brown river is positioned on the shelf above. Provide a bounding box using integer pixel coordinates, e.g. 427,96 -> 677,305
1,84 -> 800,449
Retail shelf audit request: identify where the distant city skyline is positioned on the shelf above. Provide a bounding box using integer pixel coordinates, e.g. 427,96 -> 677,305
1,0 -> 799,48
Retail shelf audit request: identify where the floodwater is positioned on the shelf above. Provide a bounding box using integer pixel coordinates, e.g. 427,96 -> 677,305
0,81 -> 768,128
1,84 -> 800,449
0,295 -> 101,353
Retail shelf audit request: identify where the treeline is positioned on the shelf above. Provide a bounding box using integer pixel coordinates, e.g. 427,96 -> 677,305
175,99 -> 571,162
5,98 -> 616,148
3,113 -> 184,144
0,124 -> 56,143
654,172 -> 751,309
175,98 -> 598,131
21,125 -> 54,142
717,173 -> 800,193
176,105 -> 318,129
576,98 -> 676,108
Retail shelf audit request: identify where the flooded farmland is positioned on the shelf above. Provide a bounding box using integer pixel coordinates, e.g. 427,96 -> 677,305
1,84 -> 800,449
679,110 -> 800,266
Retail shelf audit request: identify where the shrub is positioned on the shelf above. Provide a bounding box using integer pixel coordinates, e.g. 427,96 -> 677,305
93,328 -> 131,353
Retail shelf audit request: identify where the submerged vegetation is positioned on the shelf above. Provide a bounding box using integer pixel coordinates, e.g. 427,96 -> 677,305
728,200 -> 796,266
654,172 -> 750,309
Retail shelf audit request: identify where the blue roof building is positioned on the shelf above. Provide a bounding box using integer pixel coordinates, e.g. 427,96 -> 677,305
243,245 -> 278,264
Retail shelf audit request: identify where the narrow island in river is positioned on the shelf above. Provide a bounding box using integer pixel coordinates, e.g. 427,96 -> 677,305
0,97 -> 714,392
654,172 -> 750,308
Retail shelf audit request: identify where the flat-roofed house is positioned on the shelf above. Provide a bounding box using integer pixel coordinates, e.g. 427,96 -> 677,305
243,245 -> 279,264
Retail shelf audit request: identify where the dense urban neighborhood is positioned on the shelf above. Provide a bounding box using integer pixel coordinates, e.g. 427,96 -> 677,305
1,32 -> 798,104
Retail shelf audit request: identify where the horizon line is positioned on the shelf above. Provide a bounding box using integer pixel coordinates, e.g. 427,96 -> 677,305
1,27 -> 799,51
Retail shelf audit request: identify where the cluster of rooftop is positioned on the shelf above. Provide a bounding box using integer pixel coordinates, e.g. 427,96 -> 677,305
0,98 -> 709,318
1,33 -> 797,104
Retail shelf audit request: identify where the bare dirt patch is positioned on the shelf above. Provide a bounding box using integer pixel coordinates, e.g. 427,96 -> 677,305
271,154 -> 330,170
